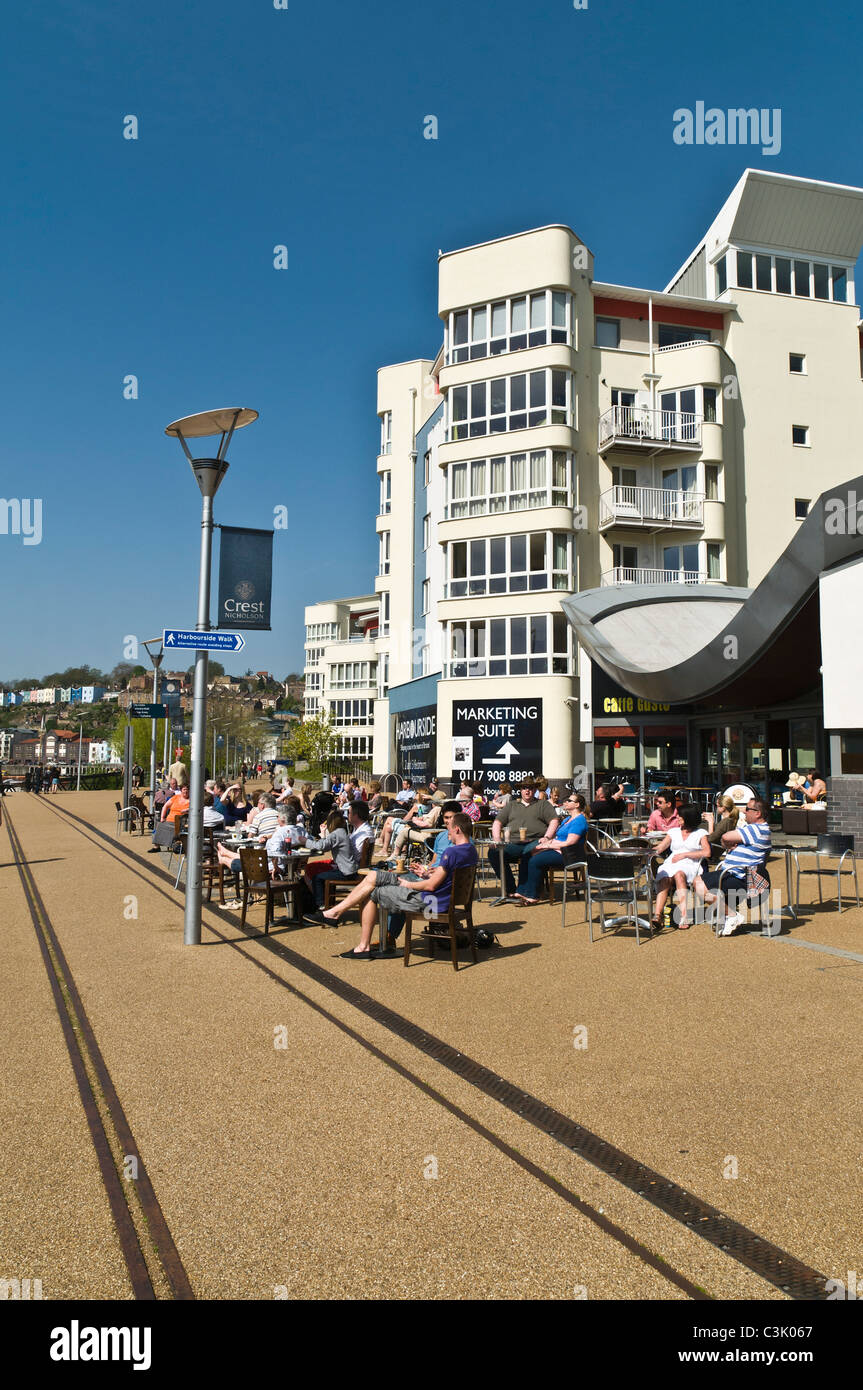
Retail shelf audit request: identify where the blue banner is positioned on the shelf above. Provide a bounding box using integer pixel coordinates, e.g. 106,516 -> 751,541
217,526 -> 273,630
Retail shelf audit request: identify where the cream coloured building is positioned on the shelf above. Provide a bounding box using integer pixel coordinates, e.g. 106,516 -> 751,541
304,169 -> 863,788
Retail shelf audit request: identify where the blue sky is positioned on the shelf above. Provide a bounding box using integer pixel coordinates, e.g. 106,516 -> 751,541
2,0 -> 861,681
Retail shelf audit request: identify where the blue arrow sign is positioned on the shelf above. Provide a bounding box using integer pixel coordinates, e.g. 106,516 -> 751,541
163,629 -> 246,653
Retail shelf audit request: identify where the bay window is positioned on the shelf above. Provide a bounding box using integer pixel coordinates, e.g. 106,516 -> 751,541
446,531 -> 572,597
446,290 -> 572,362
448,369 -> 572,440
446,449 -> 572,516
447,613 -> 571,677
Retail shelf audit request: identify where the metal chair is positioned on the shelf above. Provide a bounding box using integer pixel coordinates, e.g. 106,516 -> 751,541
585,853 -> 653,945
793,834 -> 859,913
402,864 -> 479,971
115,801 -> 143,836
559,858 -> 589,927
709,858 -> 773,935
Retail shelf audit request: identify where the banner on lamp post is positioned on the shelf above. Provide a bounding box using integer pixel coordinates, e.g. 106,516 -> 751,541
217,526 -> 274,630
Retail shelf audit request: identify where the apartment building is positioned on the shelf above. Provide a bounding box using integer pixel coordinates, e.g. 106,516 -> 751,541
305,169 -> 863,787
302,593 -> 382,762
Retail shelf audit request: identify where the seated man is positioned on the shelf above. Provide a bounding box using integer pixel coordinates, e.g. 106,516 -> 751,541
489,779 -> 559,898
320,812 -> 478,957
202,792 -> 225,829
386,802 -> 458,940
394,777 -> 414,805
636,789 -> 681,837
703,797 -> 772,936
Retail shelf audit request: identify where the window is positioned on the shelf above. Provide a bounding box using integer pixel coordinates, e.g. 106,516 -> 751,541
446,290 -> 573,362
813,263 -> 829,300
792,425 -> 809,446
421,645 -> 430,676
705,465 -> 720,501
657,325 -> 711,348
447,370 -> 571,440
329,699 -> 373,727
422,514 -> 430,549
703,387 -> 717,423
832,266 -> 847,302
446,449 -> 573,517
380,591 -> 390,635
329,661 -> 377,690
378,653 -> 389,697
421,578 -> 430,614
447,613 -> 571,677
794,261 -> 810,297
775,258 -> 792,294
795,498 -> 810,519
613,544 -> 638,573
789,353 -> 806,374
380,411 -> 392,455
305,646 -> 324,669
424,451 -> 431,485
595,317 -> 620,348
714,255 -> 727,295
755,254 -> 772,292
707,543 -> 722,580
663,543 -> 700,579
378,531 -> 390,576
305,623 -> 339,642
446,531 -> 572,597
736,251 -> 753,288
379,471 -> 391,514
338,735 -> 372,758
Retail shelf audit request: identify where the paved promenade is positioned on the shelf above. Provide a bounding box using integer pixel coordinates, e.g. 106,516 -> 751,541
2,790 -> 861,1300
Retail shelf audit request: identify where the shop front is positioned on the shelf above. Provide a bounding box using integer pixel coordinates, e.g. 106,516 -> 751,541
592,668 -> 690,785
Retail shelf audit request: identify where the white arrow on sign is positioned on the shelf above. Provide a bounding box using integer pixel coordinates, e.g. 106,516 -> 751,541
483,740 -> 519,766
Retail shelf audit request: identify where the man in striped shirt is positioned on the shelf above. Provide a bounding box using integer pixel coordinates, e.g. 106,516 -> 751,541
704,798 -> 772,935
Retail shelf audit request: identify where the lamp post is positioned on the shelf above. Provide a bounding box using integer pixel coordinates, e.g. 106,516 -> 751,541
165,407 -> 258,946
142,638 -> 164,813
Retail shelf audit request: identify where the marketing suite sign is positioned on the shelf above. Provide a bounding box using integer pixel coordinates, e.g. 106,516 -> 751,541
451,699 -> 543,788
394,704 -> 437,784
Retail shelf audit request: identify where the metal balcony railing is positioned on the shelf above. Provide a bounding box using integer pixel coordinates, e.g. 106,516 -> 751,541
598,485 -> 705,529
601,566 -> 708,587
598,405 -> 702,451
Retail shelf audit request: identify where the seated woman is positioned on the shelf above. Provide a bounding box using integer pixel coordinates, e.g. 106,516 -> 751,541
802,769 -> 827,803
489,783 -> 513,817
650,804 -> 714,931
301,808 -> 360,920
393,797 -> 441,853
514,794 -> 589,903
366,780 -> 383,814
704,795 -> 738,851
378,787 -> 429,856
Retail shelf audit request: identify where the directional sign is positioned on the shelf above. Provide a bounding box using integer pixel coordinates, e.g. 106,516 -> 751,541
163,629 -> 246,653
129,703 -> 168,719
483,740 -> 519,766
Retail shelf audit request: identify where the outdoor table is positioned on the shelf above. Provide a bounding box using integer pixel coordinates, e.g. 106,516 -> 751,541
778,845 -> 805,919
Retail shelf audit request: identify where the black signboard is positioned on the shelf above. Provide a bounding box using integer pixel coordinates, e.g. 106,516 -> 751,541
129,703 -> 168,719
394,704 -> 437,784
217,526 -> 274,630
451,698 -> 543,789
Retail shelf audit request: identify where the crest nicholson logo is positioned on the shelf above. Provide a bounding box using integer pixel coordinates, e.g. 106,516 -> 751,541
235,580 -> 256,600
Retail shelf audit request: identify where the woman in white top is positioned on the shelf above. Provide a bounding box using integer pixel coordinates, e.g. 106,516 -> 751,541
651,804 -> 714,930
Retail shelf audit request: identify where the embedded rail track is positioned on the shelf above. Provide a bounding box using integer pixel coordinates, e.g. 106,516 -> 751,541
10,794 -> 836,1301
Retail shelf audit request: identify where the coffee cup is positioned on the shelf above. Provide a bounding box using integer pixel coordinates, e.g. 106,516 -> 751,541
519,827 -> 527,843
396,856 -> 405,873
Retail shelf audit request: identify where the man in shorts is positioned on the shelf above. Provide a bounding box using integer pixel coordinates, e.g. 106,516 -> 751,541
320,812 -> 477,958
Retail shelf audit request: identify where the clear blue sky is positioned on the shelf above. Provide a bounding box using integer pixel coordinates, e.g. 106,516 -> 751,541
2,0 -> 861,681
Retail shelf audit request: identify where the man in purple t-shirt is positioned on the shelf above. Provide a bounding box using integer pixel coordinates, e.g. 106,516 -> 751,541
320,813 -> 478,957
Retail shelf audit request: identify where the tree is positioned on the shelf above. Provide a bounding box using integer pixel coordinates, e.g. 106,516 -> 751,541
285,714 -> 340,765
186,660 -> 225,679
109,663 -> 138,689
111,712 -> 167,767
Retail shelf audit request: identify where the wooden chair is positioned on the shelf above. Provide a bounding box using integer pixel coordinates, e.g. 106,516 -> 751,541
402,864 -> 478,971
202,829 -> 235,906
322,837 -> 374,910
238,847 -> 298,934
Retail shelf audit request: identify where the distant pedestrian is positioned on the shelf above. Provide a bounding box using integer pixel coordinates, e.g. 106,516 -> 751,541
32,764 -> 43,795
24,768 -> 32,793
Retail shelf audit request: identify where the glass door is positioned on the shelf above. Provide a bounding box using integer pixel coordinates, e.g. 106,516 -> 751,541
743,723 -> 766,799
720,724 -> 742,786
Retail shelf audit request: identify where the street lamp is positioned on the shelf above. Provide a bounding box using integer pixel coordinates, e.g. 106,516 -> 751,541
165,406 -> 258,946
141,637 -> 164,814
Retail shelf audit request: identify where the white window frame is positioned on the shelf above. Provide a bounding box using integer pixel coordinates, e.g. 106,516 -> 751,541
329,698 -> 373,727
421,578 -> 430,614
446,531 -> 573,598
328,661 -> 377,690
789,353 -> 807,375
422,513 -> 430,549
792,424 -> 810,447
379,531 -> 390,576
446,289 -> 572,364
595,317 -> 621,348
446,449 -> 573,518
727,247 -> 852,303
446,369 -> 572,441
445,613 -> 571,678
379,471 -> 391,514
380,411 -> 392,455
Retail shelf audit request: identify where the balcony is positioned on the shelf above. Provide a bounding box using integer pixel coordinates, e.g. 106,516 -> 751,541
598,486 -> 705,532
598,405 -> 702,455
601,567 -> 708,587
